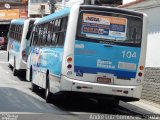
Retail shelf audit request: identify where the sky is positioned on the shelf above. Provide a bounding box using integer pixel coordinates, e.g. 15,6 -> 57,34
123,0 -> 136,4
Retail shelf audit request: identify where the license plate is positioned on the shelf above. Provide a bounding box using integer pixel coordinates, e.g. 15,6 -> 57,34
97,77 -> 111,84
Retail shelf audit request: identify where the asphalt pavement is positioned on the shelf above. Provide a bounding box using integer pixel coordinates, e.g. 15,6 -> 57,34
0,50 -> 159,120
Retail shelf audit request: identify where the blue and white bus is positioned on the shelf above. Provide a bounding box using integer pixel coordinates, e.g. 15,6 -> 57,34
27,5 -> 148,104
7,18 -> 37,76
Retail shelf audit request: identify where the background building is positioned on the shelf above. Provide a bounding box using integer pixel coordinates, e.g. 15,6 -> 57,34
28,0 -> 50,18
0,0 -> 28,38
54,0 -> 123,11
119,0 -> 160,104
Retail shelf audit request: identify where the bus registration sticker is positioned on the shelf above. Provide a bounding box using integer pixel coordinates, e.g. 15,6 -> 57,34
96,73 -> 114,84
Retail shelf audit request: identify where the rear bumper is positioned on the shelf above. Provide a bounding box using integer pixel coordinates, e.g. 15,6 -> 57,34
60,75 -> 142,101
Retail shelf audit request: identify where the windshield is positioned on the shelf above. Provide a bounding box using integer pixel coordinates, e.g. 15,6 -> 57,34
77,11 -> 143,47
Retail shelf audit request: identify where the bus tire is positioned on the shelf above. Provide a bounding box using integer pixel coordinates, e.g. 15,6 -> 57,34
8,52 -> 12,68
30,69 -> 39,92
8,52 -> 9,61
13,58 -> 17,76
29,66 -> 32,82
45,72 -> 52,103
31,82 -> 39,92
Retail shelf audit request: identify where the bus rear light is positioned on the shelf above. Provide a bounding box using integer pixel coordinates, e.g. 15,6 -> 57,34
139,66 -> 144,70
67,64 -> 72,69
138,72 -> 143,77
67,57 -> 72,63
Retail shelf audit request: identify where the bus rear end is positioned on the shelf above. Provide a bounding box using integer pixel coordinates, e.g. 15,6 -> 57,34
62,5 -> 147,102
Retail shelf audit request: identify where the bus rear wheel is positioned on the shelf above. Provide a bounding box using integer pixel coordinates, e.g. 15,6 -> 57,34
29,67 -> 32,82
31,82 -> 39,92
13,59 -> 17,76
8,52 -> 9,62
45,73 -> 52,103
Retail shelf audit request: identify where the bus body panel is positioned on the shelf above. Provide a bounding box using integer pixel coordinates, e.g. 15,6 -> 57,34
30,46 -> 63,91
74,40 -> 141,86
62,5 -> 147,100
7,19 -> 25,70
7,19 -> 36,72
8,39 -> 21,68
60,75 -> 142,98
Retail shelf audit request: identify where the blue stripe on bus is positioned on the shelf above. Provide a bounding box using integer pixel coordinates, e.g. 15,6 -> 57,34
37,8 -> 70,24
11,19 -> 25,25
74,66 -> 136,79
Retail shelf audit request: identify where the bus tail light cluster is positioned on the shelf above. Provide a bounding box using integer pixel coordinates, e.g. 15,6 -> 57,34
66,57 -> 73,76
67,57 -> 72,63
138,65 -> 144,77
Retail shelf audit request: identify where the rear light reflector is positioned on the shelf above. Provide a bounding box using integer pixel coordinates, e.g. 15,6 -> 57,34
67,64 -> 72,69
67,57 -> 72,63
139,66 -> 144,70
138,72 -> 143,77
67,71 -> 72,76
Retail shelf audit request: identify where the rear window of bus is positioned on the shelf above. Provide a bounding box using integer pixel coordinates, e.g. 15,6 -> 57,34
77,11 -> 143,47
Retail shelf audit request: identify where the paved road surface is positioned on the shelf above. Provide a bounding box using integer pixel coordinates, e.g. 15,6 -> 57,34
0,50 -> 153,120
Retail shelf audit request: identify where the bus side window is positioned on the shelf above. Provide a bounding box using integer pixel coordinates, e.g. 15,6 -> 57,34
50,20 -> 57,46
38,25 -> 42,46
44,23 -> 49,46
18,25 -> 22,42
32,26 -> 38,46
50,21 -> 56,46
16,25 -> 19,42
34,32 -> 38,46
47,21 -> 53,46
14,25 -> 17,39
18,25 -> 21,42
16,25 -> 18,41
41,24 -> 45,46
11,25 -> 13,38
14,25 -> 16,40
11,25 -> 13,39
12,25 -> 15,39
57,16 -> 68,46
18,25 -> 20,42
44,22 -> 51,46
26,20 -> 34,40
41,25 -> 44,46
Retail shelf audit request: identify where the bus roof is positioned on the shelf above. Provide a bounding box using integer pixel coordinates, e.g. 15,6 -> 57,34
37,7 -> 71,25
11,19 -> 25,25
